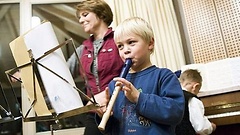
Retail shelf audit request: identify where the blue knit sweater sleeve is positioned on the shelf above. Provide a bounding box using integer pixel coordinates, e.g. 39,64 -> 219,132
135,68 -> 184,125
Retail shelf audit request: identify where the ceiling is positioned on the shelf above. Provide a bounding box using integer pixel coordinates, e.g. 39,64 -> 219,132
0,3 -> 88,88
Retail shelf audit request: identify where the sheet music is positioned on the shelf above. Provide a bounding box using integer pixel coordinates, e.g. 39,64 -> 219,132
206,57 -> 240,91
181,57 -> 240,97
10,22 -> 83,115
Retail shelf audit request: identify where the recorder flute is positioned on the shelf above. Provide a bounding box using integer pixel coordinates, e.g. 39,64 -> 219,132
98,58 -> 132,131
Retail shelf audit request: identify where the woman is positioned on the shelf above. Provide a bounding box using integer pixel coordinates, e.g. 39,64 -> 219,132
67,0 -> 123,135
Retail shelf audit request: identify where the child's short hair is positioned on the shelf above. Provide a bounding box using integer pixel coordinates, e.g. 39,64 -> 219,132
179,69 -> 202,87
114,17 -> 154,52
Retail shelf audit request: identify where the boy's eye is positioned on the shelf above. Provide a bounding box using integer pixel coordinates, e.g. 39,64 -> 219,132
117,44 -> 124,50
129,41 -> 133,44
128,40 -> 135,45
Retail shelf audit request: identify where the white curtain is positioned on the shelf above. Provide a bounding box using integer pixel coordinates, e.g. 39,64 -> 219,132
106,0 -> 185,71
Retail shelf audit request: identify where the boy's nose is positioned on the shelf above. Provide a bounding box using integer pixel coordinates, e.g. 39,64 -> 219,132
124,48 -> 131,55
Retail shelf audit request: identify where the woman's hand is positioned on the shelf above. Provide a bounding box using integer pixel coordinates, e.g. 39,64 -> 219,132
11,71 -> 21,82
89,88 -> 110,117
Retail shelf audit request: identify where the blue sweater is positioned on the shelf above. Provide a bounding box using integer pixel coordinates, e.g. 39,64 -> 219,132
105,65 -> 185,135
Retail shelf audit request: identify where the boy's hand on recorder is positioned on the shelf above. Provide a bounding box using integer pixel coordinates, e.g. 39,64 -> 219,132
113,77 -> 140,104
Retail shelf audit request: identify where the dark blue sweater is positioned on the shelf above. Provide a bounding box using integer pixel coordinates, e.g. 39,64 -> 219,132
105,65 -> 185,135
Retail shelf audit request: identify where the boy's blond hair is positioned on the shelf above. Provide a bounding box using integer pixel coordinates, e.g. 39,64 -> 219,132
114,17 -> 154,53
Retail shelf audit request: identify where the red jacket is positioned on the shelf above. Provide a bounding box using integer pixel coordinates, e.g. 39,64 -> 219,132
80,29 -> 124,96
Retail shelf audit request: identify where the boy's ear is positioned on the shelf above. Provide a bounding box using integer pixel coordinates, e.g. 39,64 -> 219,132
193,83 -> 201,91
148,37 -> 154,50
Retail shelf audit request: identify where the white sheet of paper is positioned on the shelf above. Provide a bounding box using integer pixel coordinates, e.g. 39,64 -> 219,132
10,21 -> 83,115
181,57 -> 240,97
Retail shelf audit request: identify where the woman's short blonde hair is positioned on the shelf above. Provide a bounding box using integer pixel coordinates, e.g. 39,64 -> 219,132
76,0 -> 113,26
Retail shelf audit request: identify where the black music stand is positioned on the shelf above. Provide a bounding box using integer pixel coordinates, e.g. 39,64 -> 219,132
5,38 -> 100,124
0,82 -> 22,124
